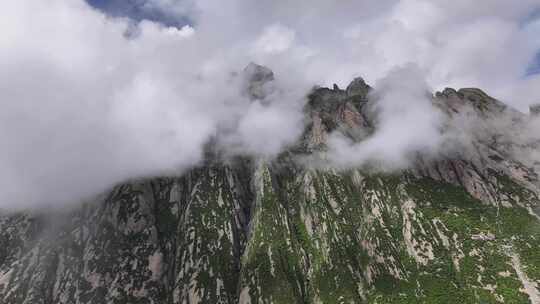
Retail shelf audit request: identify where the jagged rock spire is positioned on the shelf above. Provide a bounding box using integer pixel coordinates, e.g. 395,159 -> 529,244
346,77 -> 371,97
242,62 -> 275,100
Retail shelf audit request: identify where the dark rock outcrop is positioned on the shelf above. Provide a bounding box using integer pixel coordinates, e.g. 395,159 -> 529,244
243,62 -> 275,100
531,104 -> 540,116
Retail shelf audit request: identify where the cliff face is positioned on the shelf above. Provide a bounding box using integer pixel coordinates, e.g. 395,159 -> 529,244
1,71 -> 540,304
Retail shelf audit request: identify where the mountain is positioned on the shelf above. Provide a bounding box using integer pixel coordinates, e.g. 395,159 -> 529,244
1,65 -> 539,304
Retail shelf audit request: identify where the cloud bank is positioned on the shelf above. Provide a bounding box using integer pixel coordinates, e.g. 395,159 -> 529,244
1,0 -> 540,208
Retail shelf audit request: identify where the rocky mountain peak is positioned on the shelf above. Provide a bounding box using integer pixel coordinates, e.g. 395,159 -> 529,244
243,62 -> 274,83
436,87 -> 460,99
435,86 -> 510,116
531,104 -> 540,116
346,76 -> 371,97
242,62 -> 275,100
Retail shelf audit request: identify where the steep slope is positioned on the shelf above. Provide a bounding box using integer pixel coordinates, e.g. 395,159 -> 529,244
0,69 -> 539,303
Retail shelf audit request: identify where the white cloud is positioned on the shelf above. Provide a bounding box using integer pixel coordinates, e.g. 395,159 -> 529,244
327,64 -> 443,170
0,0 -> 539,208
0,0 -> 307,208
163,24 -> 195,37
253,24 -> 296,54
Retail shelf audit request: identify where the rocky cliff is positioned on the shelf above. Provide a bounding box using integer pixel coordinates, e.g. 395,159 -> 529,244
1,66 -> 539,303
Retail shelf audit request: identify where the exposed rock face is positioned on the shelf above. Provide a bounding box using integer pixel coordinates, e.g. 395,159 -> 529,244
243,63 -> 275,100
1,68 -> 539,304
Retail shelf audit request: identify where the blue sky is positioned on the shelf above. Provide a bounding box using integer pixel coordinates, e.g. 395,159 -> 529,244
86,0 -> 190,28
527,51 -> 540,76
524,8 -> 540,76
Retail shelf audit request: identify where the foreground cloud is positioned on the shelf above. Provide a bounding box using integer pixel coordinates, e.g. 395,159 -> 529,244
327,65 -> 443,170
0,0 -> 307,208
0,0 -> 539,208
